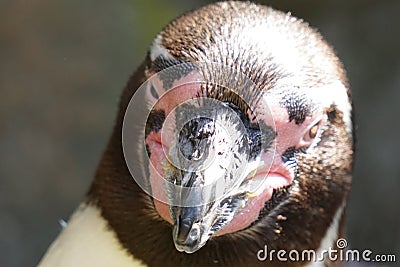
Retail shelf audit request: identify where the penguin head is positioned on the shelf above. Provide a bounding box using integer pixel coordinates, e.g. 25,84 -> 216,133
120,1 -> 353,255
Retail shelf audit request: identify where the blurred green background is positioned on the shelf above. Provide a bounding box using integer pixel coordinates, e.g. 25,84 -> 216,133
1,0 -> 399,266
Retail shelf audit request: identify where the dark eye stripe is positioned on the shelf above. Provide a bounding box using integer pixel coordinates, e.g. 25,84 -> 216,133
280,89 -> 313,125
281,146 -> 297,165
151,56 -> 196,89
145,109 -> 166,138
326,104 -> 344,125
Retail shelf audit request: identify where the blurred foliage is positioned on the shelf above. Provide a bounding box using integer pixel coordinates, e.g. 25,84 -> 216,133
1,1 -> 399,266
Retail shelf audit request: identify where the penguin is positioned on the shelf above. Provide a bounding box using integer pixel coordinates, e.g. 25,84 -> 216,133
39,2 -> 354,267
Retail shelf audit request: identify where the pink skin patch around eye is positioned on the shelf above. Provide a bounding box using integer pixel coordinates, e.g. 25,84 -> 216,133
145,71 -> 321,235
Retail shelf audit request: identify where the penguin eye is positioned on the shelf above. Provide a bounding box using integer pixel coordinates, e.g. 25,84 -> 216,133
309,124 -> 319,139
150,85 -> 159,99
300,119 -> 323,148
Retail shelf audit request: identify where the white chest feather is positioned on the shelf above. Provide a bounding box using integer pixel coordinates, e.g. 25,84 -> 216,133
38,203 -> 146,267
306,203 -> 345,267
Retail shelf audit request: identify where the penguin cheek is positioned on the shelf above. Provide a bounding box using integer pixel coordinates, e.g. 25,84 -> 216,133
215,187 -> 274,236
145,131 -> 174,224
153,199 -> 173,224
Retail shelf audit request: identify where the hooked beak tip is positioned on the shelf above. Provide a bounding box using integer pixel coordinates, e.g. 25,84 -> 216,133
172,216 -> 205,253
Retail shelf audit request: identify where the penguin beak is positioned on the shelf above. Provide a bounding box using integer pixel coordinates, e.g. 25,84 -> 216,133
170,171 -> 221,253
168,165 -> 256,253
163,114 -> 271,253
